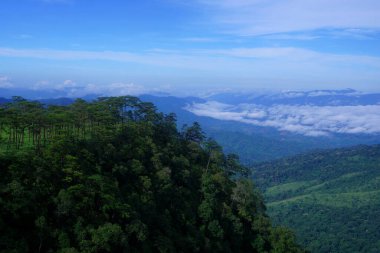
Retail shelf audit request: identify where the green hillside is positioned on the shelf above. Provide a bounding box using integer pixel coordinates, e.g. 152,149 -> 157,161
252,145 -> 380,253
0,97 -> 304,253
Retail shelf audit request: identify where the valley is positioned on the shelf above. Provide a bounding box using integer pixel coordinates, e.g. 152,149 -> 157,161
252,145 -> 380,253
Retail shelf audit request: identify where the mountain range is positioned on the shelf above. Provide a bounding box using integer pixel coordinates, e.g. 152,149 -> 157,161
1,89 -> 380,252
204,88 -> 380,106
1,88 -> 380,163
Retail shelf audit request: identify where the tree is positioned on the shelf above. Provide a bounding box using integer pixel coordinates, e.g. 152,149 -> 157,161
0,96 -> 305,253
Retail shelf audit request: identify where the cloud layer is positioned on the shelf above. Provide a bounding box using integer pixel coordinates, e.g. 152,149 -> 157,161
186,101 -> 380,136
196,0 -> 380,36
2,47 -> 379,68
1,47 -> 380,91
2,1 -> 380,92
32,80 -> 148,97
0,76 -> 13,88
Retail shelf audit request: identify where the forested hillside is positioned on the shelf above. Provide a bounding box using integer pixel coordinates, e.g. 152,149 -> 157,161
0,96 -> 304,253
252,145 -> 380,253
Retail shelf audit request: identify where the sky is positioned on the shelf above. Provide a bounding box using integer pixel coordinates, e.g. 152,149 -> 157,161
1,0 -> 380,96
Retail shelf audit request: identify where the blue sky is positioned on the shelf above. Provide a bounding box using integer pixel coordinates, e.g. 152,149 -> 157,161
1,0 -> 380,95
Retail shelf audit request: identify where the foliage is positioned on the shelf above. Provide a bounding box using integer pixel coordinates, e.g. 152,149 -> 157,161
0,97 -> 303,253
252,145 -> 380,253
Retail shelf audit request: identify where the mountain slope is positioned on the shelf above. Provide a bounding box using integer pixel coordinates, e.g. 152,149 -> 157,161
0,96 -> 304,253
252,145 -> 380,253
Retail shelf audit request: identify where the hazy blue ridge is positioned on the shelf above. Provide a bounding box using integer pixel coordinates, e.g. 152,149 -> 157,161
1,92 -> 380,164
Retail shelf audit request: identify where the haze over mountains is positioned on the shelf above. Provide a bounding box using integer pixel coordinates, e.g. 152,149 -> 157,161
187,89 -> 380,136
1,88 -> 380,164
145,89 -> 380,163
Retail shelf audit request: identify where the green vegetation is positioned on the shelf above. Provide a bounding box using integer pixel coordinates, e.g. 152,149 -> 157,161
0,96 -> 304,253
252,145 -> 380,253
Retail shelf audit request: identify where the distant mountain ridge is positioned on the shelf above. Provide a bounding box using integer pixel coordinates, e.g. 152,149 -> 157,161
137,93 -> 380,164
1,89 -> 380,164
1,88 -> 379,106
205,89 -> 380,106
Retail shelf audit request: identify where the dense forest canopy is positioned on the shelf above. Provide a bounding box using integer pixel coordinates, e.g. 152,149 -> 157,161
0,96 -> 304,252
252,145 -> 380,253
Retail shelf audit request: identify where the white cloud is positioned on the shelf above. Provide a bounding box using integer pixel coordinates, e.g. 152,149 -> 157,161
1,46 -> 380,68
62,79 -> 75,86
32,80 -> 51,90
33,80 -> 78,90
31,79 -> 147,97
59,82 -> 147,97
262,34 -> 321,41
0,76 -> 13,88
1,47 -> 380,90
186,102 -> 380,136
0,48 -> 149,64
279,91 -> 305,98
102,83 -> 147,96
205,47 -> 316,58
196,0 -> 380,36
324,28 -> 379,40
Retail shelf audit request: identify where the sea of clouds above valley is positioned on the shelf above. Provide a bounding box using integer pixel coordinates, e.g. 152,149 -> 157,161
186,101 -> 380,137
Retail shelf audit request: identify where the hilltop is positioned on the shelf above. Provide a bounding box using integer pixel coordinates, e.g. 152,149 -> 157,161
0,96 -> 303,253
